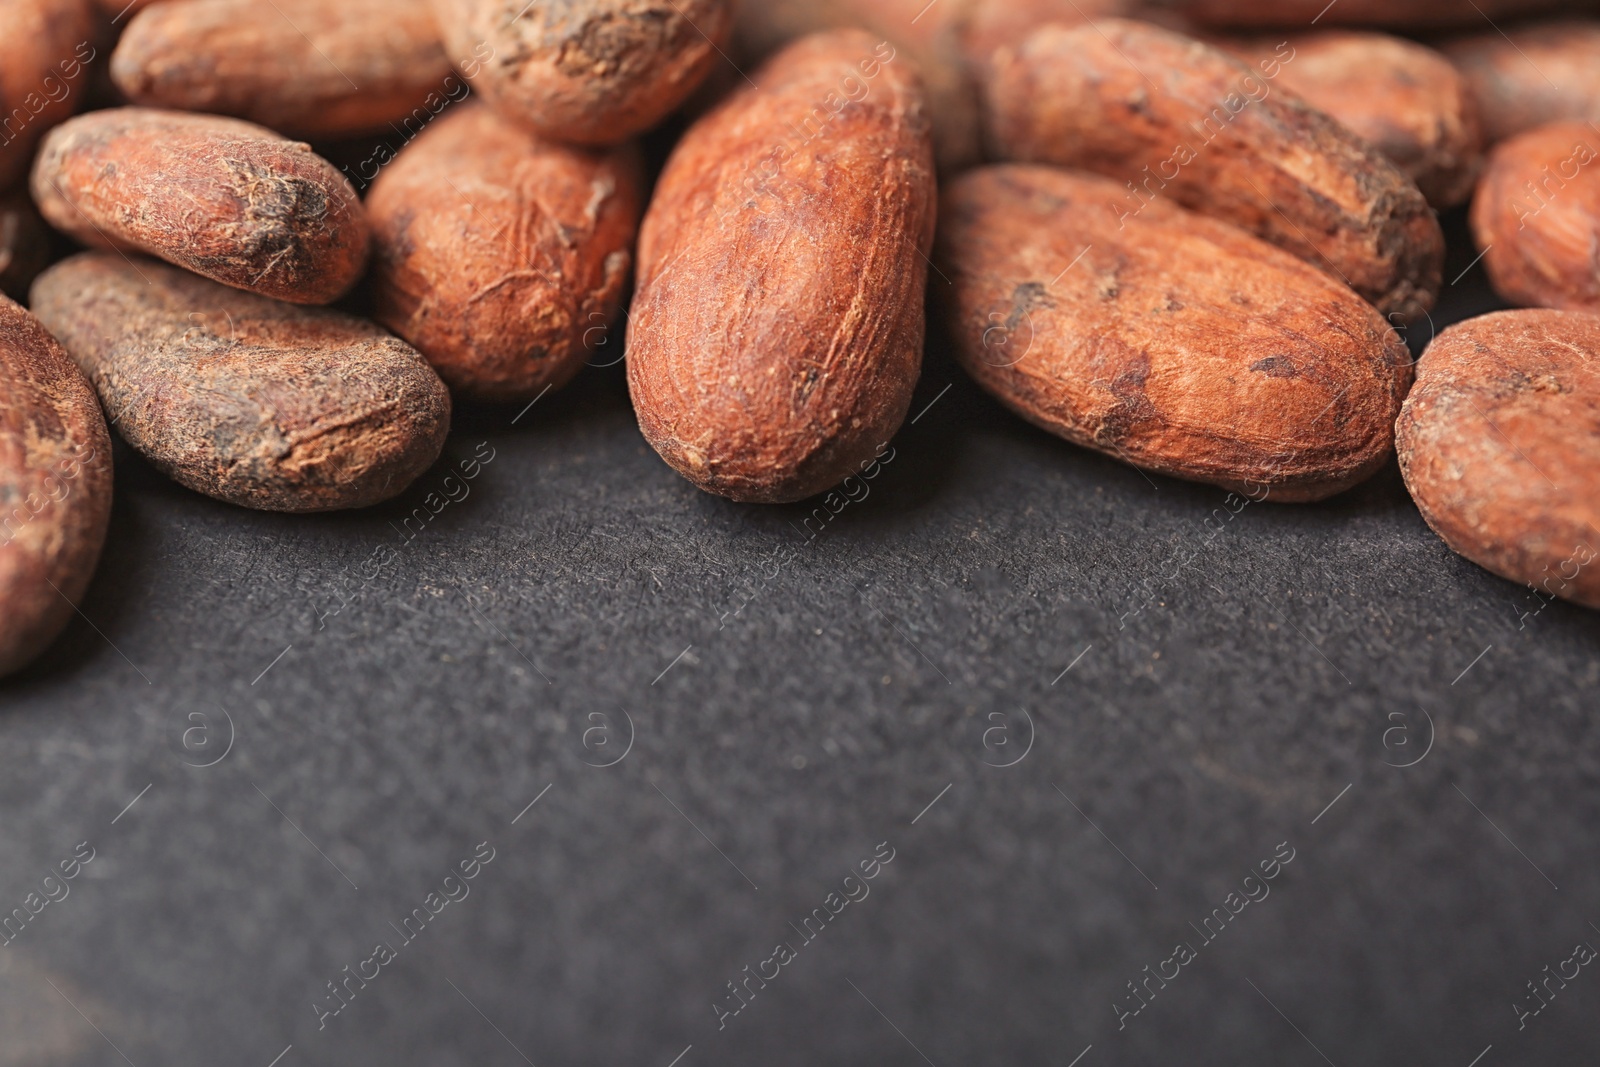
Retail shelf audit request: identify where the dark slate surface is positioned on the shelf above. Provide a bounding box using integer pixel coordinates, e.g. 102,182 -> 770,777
1,213 -> 1597,1067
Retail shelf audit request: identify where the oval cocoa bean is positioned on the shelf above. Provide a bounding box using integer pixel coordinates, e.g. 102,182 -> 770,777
1397,309 -> 1600,608
937,165 -> 1413,502
1471,121 -> 1600,314
1217,31 -> 1483,210
32,108 -> 370,305
431,0 -> 734,145
111,0 -> 456,140
1175,0 -> 1558,30
627,30 -> 936,503
0,0 -> 98,190
1444,20 -> 1600,144
958,0 -> 1131,70
982,18 -> 1445,322
31,254 -> 451,513
731,0 -> 1131,173
0,293 -> 113,678
368,102 -> 644,403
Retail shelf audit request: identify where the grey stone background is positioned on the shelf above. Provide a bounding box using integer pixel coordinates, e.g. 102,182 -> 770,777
0,211 -> 1596,1067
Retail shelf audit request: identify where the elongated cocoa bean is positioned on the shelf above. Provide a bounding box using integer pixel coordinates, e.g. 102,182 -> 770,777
32,108 -> 370,305
938,165 -> 1413,502
32,254 -> 451,514
1471,120 -> 1600,313
112,0 -> 456,140
1217,31 -> 1483,209
0,293 -> 112,677
982,18 -> 1445,322
0,0 -> 98,190
1445,19 -> 1600,144
0,193 -> 53,303
627,31 -> 936,503
1170,0 -> 1562,29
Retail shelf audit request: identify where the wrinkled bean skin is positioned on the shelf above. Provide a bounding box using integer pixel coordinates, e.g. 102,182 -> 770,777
0,293 -> 113,678
368,103 -> 644,403
112,0 -> 457,140
432,0 -> 734,145
32,108 -> 371,306
982,19 -> 1445,322
627,31 -> 936,503
1398,309 -> 1600,608
938,165 -> 1414,502
31,254 -> 451,514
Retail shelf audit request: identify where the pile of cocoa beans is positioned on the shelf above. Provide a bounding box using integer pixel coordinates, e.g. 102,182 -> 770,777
2,0 -> 1599,677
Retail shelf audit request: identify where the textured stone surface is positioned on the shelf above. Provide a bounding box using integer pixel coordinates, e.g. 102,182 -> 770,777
0,215 -> 1595,1065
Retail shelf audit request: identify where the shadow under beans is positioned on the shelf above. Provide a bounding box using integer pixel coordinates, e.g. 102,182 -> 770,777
3,426 -> 521,694
1244,458 -> 1422,528
1433,205 -> 1507,327
770,299 -> 1084,528
359,436 -> 504,535
448,353 -> 637,445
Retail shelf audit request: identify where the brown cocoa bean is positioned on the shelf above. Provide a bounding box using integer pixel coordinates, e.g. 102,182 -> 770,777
110,0 -> 456,141
1169,0 -> 1563,29
1470,120 -> 1600,312
733,0 -> 979,172
32,108 -> 370,305
982,19 -> 1445,322
0,0 -> 98,190
31,253 -> 451,513
0,292 -> 113,678
367,102 -> 645,403
626,30 -> 936,503
1218,31 -> 1483,209
431,0 -> 734,145
731,0 -> 1131,172
1397,309 -> 1600,608
937,165 -> 1413,502
1444,19 -> 1600,144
